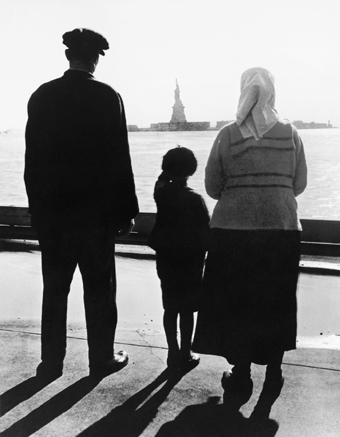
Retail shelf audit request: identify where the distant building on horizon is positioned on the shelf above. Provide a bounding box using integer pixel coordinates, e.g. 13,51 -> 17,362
127,124 -> 139,132
292,120 -> 334,129
215,120 -> 234,130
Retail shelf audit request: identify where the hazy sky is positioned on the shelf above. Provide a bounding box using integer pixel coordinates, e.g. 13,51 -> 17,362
1,0 -> 339,129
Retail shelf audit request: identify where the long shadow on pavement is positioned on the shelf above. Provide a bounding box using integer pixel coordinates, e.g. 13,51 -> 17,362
155,376 -> 284,437
77,367 -> 189,437
78,368 -> 280,437
156,396 -> 279,437
0,377 -> 57,417
1,377 -> 100,437
0,369 -> 281,436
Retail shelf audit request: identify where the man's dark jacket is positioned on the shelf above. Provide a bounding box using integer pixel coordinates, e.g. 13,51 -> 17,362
24,69 -> 139,226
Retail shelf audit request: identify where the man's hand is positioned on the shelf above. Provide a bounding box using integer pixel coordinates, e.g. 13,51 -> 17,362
116,219 -> 135,238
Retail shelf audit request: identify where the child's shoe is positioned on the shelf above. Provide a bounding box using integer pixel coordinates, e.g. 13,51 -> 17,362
180,350 -> 200,369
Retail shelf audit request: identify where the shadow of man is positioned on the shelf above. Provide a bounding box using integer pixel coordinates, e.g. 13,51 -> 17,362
1,377 -> 100,437
0,375 -> 61,417
77,367 -> 190,437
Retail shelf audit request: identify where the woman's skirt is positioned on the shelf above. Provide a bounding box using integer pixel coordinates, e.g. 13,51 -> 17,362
192,229 -> 301,365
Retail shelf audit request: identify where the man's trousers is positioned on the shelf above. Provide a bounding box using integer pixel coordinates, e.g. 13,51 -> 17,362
36,219 -> 117,366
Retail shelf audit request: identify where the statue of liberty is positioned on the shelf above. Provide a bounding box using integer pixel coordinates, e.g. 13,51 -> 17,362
170,79 -> 187,123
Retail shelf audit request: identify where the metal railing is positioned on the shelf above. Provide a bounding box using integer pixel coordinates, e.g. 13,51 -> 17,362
1,206 -> 340,256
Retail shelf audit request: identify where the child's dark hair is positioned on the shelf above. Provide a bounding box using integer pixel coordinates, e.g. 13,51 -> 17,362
162,146 -> 197,178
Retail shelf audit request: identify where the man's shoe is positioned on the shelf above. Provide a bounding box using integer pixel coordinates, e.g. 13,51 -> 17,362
90,351 -> 129,378
36,361 -> 63,381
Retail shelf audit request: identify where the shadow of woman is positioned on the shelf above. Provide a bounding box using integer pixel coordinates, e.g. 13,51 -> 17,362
1,377 -> 100,437
77,367 -> 191,437
249,377 -> 284,422
155,396 -> 279,437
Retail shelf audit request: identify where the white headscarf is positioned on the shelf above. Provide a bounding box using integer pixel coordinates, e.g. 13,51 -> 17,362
236,67 -> 279,140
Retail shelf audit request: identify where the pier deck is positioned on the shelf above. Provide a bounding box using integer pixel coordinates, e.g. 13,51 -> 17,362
0,249 -> 339,436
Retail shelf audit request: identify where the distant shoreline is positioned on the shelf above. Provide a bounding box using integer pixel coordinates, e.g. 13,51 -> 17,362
1,125 -> 338,136
128,120 -> 337,132
128,126 -> 338,133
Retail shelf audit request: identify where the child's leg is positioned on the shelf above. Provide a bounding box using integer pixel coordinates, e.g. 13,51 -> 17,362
179,310 -> 194,355
163,309 -> 180,366
179,310 -> 200,366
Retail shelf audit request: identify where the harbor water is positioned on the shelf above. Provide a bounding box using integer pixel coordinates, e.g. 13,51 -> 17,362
0,128 -> 340,220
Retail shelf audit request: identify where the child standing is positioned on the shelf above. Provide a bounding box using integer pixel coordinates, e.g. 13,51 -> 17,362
148,147 -> 210,370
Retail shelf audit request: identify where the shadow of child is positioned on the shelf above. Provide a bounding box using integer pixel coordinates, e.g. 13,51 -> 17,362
78,368 -> 188,437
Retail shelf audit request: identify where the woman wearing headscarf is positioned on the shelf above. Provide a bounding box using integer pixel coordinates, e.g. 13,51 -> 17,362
193,67 -> 307,404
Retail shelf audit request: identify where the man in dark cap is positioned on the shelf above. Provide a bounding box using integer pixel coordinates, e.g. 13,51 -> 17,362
24,28 -> 139,379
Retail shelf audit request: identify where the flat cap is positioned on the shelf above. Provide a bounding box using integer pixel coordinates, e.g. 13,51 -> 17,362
62,28 -> 109,56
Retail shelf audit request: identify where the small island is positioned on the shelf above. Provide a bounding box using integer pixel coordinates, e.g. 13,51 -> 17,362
129,81 -> 210,132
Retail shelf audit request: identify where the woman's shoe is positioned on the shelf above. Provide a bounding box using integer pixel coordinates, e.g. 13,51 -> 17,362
221,370 -> 253,391
221,370 -> 253,408
263,374 -> 285,394
251,375 -> 284,419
